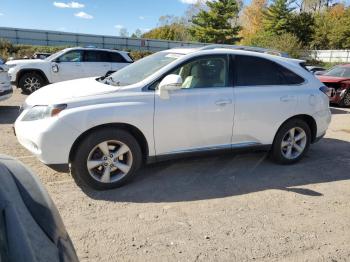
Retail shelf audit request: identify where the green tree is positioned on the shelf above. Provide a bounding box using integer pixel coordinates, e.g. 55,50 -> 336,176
190,0 -> 241,44
142,23 -> 191,41
289,12 -> 315,46
263,0 -> 294,35
311,4 -> 350,49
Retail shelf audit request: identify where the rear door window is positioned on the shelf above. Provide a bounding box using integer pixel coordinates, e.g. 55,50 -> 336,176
108,52 -> 127,63
234,55 -> 304,86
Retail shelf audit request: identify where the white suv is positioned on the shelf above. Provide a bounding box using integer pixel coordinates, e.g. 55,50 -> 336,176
14,46 -> 331,190
0,64 -> 12,102
6,47 -> 133,94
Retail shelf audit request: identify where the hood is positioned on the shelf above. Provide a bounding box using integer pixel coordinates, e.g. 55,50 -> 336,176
317,75 -> 350,83
6,59 -> 44,66
25,77 -> 119,106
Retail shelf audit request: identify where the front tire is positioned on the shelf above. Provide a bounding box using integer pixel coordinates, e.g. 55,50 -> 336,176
271,119 -> 311,165
71,128 -> 142,190
340,91 -> 350,107
18,72 -> 46,94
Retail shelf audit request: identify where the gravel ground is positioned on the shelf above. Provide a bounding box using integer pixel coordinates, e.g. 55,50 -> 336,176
1,88 -> 350,262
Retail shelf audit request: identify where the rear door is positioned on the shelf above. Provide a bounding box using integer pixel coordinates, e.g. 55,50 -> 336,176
83,50 -> 111,77
232,55 -> 304,145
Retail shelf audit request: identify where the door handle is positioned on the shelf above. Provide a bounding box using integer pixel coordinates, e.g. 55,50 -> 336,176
280,95 -> 295,102
215,99 -> 232,106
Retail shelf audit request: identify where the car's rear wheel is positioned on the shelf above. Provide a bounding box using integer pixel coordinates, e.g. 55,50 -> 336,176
71,128 -> 142,190
271,119 -> 311,164
18,72 -> 46,94
340,91 -> 350,107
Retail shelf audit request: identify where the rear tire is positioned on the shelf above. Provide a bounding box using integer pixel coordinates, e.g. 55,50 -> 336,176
271,119 -> 311,165
18,72 -> 46,94
71,128 -> 142,190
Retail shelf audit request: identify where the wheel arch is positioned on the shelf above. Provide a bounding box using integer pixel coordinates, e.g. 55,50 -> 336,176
275,114 -> 317,143
16,69 -> 50,87
69,123 -> 149,163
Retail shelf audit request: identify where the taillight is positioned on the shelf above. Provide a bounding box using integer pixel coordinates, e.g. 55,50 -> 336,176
319,86 -> 329,94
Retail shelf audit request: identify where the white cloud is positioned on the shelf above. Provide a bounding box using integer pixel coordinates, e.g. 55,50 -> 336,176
0,12 -> 3,16
53,1 -> 84,8
114,25 -> 124,29
75,11 -> 93,19
139,16 -> 145,20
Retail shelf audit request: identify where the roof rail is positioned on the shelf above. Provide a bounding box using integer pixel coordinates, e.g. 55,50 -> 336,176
199,44 -> 289,58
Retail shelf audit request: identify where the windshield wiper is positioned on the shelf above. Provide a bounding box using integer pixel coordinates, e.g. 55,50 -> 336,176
104,76 -> 120,86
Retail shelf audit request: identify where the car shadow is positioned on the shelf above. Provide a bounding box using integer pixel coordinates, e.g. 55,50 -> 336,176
330,107 -> 350,115
0,106 -> 20,124
83,138 -> 350,203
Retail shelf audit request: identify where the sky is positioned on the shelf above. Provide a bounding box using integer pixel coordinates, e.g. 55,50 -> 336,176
0,0 -> 201,36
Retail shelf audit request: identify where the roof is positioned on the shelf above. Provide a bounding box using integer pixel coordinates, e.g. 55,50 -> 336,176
64,47 -> 129,54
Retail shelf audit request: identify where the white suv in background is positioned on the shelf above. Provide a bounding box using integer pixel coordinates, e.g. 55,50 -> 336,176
0,64 -> 12,102
6,47 -> 133,93
14,46 -> 331,190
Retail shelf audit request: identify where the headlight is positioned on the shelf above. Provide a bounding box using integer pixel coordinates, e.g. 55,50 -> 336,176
22,104 -> 67,121
7,64 -> 17,69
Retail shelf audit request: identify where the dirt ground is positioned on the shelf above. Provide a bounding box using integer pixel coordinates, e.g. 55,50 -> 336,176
1,88 -> 350,262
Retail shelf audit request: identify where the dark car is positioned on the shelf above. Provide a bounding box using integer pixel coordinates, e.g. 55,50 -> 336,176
317,64 -> 350,107
0,155 -> 79,262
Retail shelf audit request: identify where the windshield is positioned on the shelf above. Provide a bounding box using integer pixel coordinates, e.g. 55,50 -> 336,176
325,66 -> 350,77
108,52 -> 183,86
45,49 -> 67,61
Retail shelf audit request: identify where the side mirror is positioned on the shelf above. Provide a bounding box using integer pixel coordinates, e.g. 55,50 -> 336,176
158,74 -> 182,99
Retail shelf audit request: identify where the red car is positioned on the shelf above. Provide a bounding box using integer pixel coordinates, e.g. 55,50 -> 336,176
317,64 -> 350,107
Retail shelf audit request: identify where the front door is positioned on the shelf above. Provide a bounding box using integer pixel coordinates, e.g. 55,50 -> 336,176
52,50 -> 85,82
154,55 -> 235,156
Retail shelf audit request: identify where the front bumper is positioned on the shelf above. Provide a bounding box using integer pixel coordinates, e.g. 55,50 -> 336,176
327,88 -> 348,105
14,114 -> 81,166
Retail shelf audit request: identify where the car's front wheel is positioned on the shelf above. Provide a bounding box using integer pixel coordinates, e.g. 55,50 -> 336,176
271,119 -> 311,165
71,128 -> 142,190
340,91 -> 350,107
18,72 -> 46,94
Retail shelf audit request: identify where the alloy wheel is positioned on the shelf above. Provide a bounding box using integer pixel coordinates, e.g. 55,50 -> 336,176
86,140 -> 133,184
343,92 -> 350,107
23,76 -> 41,93
281,127 -> 307,160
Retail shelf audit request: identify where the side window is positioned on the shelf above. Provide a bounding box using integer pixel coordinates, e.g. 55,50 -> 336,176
108,52 -> 127,63
84,51 -> 108,62
168,56 -> 228,89
57,50 -> 83,62
234,55 -> 304,86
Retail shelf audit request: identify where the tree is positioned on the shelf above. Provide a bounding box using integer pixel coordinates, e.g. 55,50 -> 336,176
119,28 -> 129,37
131,29 -> 142,38
262,0 -> 294,35
248,31 -> 303,58
289,12 -> 315,46
142,23 -> 191,41
240,0 -> 268,44
190,0 -> 241,44
311,4 -> 350,49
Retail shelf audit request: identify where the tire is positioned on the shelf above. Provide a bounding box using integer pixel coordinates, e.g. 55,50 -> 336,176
339,91 -> 350,108
18,72 -> 46,94
270,119 -> 311,165
71,128 -> 142,190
